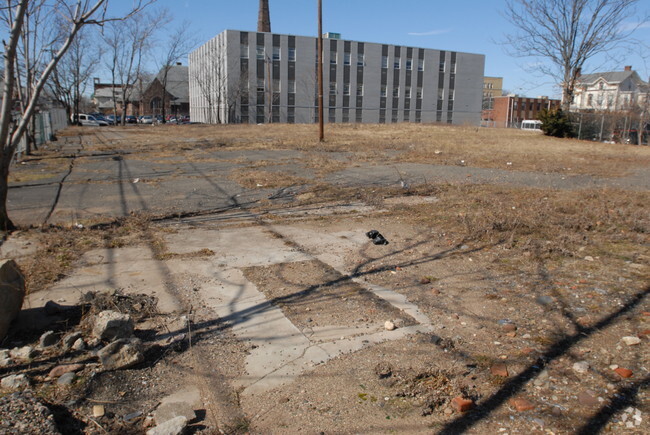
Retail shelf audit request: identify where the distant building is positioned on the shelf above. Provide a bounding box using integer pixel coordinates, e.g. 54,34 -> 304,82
571,66 -> 649,111
482,95 -> 560,128
92,79 -> 141,116
189,30 -> 485,125
141,64 -> 189,118
482,76 -> 503,110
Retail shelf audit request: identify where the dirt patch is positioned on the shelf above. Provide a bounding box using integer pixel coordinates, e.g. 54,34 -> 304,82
242,260 -> 417,333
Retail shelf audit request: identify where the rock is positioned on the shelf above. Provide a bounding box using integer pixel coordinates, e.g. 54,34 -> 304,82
0,355 -> 11,367
1,374 -> 30,390
146,416 -> 187,435
536,295 -> 554,306
98,338 -> 144,370
621,336 -> 641,346
93,405 -> 105,417
10,346 -> 36,361
61,332 -> 83,351
56,372 -> 76,386
572,361 -> 590,374
92,310 -> 134,341
490,362 -> 509,377
154,402 -> 196,426
39,331 -> 58,348
451,397 -> 474,413
509,397 -> 535,411
502,323 -> 517,333
374,363 -> 393,379
71,338 -> 86,351
0,259 -> 26,342
48,363 -> 84,379
384,321 -> 396,331
578,391 -> 599,407
614,367 -> 633,378
584,256 -> 594,262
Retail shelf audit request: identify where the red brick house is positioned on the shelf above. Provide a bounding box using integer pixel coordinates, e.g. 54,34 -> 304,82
482,95 -> 560,128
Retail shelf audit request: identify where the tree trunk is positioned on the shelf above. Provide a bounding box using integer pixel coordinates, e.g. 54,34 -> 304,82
0,152 -> 16,231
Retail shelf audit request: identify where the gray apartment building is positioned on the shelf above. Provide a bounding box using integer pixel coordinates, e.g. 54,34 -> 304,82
189,30 -> 485,125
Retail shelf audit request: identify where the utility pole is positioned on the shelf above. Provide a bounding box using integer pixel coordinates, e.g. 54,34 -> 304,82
317,0 -> 324,141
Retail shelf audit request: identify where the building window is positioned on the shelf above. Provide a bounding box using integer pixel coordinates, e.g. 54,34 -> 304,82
394,58 -> 400,69
257,78 -> 264,93
256,107 -> 265,124
450,63 -> 456,74
344,52 -> 351,65
288,47 -> 296,61
356,84 -> 364,96
596,95 -> 603,106
380,85 -> 387,98
256,45 -> 264,60
391,109 -> 398,123
342,108 -> 349,123
438,88 -> 444,100
381,55 -> 388,69
599,82 -> 604,90
405,86 -> 411,98
330,83 -> 337,95
272,46 -> 280,61
287,107 -> 295,123
416,87 -> 423,99
288,80 -> 295,94
439,61 -> 445,72
393,86 -> 399,98
448,89 -> 454,100
418,58 -> 424,71
240,44 -> 248,59
330,50 -> 337,64
355,109 -> 362,123
357,53 -> 364,66
406,59 -> 412,70
343,83 -> 350,95
273,79 -> 280,93
329,108 -> 336,123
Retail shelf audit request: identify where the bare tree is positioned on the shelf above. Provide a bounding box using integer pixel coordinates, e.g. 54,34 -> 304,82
103,9 -> 167,124
156,24 -> 195,123
0,0 -> 153,230
504,0 -> 648,112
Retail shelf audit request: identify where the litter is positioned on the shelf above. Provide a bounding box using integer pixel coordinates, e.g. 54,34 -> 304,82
366,230 -> 389,245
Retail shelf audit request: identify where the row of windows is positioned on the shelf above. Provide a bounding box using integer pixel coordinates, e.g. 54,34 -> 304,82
240,107 -> 450,124
240,43 -> 457,73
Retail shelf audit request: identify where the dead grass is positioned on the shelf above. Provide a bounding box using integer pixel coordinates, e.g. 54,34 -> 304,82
229,168 -> 311,189
61,123 -> 650,178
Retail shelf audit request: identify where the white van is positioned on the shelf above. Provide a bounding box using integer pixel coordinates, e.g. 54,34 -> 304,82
521,120 -> 542,131
71,114 -> 100,126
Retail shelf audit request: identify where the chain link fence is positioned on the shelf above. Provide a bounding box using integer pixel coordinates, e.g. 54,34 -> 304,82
569,111 -> 648,144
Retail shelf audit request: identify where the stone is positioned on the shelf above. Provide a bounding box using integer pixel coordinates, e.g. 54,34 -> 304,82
61,332 -> 83,351
0,390 -> 60,434
451,397 -> 474,413
56,372 -> 76,386
490,362 -> 509,377
621,336 -> 641,346
572,361 -> 590,374
10,346 -> 36,361
0,259 -> 25,342
71,338 -> 86,351
93,405 -> 105,417
509,397 -> 535,411
39,331 -> 58,348
502,323 -> 517,333
146,416 -> 187,435
154,402 -> 196,426
578,391 -> 599,407
48,363 -> 84,379
1,374 -> 30,390
0,356 -> 11,367
98,338 -> 144,370
384,321 -> 396,331
92,310 -> 134,341
614,367 -> 633,378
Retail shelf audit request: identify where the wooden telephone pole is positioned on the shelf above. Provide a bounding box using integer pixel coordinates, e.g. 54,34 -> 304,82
317,0 -> 324,141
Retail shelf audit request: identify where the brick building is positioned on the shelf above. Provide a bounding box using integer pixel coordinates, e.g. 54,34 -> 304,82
141,64 -> 189,118
482,95 -> 560,128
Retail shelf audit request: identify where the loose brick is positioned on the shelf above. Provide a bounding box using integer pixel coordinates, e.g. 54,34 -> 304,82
614,367 -> 633,378
509,397 -> 535,412
451,396 -> 475,413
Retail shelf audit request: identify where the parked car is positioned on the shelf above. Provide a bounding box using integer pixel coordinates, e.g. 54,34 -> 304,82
106,115 -> 121,124
140,115 -> 154,124
125,115 -> 137,124
71,114 -> 99,126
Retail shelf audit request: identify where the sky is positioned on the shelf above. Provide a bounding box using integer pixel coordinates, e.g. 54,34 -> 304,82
121,0 -> 650,99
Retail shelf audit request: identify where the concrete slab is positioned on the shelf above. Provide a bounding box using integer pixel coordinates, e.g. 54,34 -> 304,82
164,227 -> 312,267
25,247 -> 180,313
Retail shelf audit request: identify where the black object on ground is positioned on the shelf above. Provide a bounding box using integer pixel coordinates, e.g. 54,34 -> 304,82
366,230 -> 389,245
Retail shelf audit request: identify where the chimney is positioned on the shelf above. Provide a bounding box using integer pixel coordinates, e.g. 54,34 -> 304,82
258,0 -> 271,32
624,65 -> 632,71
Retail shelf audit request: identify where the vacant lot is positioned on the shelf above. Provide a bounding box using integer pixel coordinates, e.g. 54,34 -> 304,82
2,123 -> 648,434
